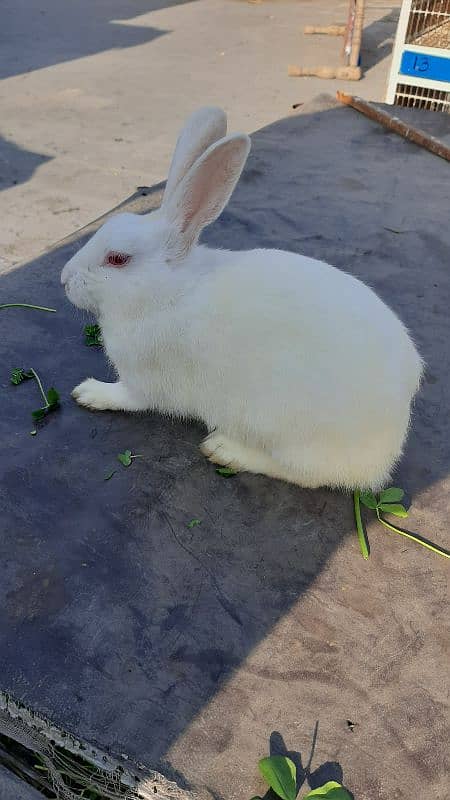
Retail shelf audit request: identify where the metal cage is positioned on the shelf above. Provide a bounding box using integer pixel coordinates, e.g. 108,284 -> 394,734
386,0 -> 450,112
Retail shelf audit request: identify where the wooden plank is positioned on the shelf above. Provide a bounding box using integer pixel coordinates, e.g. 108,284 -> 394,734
337,90 -> 450,161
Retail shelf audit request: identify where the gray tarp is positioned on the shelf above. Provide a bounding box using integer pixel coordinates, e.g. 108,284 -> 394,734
1,98 -> 449,800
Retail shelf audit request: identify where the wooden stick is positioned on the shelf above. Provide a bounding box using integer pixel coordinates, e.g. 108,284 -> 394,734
342,0 -> 357,66
350,0 -> 365,68
304,25 -> 346,36
336,91 -> 450,163
288,65 -> 361,80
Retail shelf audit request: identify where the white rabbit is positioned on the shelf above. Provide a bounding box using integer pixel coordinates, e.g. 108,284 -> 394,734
61,106 -> 423,490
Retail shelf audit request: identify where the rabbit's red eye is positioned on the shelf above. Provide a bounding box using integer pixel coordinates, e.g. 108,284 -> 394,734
105,251 -> 131,268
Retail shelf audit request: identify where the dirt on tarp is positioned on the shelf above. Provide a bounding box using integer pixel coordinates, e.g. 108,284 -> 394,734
1,98 -> 449,800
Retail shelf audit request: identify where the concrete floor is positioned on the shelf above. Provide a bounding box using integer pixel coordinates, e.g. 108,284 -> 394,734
0,0 -> 401,267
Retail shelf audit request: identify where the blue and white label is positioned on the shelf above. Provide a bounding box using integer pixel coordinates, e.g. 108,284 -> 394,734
400,50 -> 450,83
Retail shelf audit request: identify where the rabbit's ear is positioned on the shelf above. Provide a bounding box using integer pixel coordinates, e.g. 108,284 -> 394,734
162,107 -> 227,206
163,133 -> 251,257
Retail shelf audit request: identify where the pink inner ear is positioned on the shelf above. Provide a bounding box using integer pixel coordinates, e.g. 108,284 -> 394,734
105,251 -> 131,268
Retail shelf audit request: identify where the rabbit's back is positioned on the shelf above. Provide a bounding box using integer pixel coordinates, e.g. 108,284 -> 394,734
184,248 -> 422,486
196,248 -> 422,407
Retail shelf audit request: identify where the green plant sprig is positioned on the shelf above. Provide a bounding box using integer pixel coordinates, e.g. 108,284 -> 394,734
117,449 -> 143,467
84,324 -> 102,347
375,509 -> 450,558
353,490 -> 369,560
11,367 -> 60,422
353,487 -> 449,560
1,303 -> 56,312
216,466 -> 237,477
252,755 -> 351,800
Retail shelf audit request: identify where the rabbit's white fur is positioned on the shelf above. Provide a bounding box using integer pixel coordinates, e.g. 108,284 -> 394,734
62,107 -> 423,490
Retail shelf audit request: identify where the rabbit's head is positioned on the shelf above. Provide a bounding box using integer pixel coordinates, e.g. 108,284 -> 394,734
61,107 -> 250,314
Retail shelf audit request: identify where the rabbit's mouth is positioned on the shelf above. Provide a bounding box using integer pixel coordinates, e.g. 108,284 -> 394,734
63,275 -> 96,313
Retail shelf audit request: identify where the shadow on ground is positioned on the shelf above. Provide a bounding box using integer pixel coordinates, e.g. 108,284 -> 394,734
0,102 -> 449,800
0,135 -> 51,192
0,0 -> 195,79
362,9 -> 400,72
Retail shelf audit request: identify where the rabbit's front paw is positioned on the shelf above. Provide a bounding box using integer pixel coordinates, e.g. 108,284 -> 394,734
72,378 -> 120,411
201,433 -> 242,468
